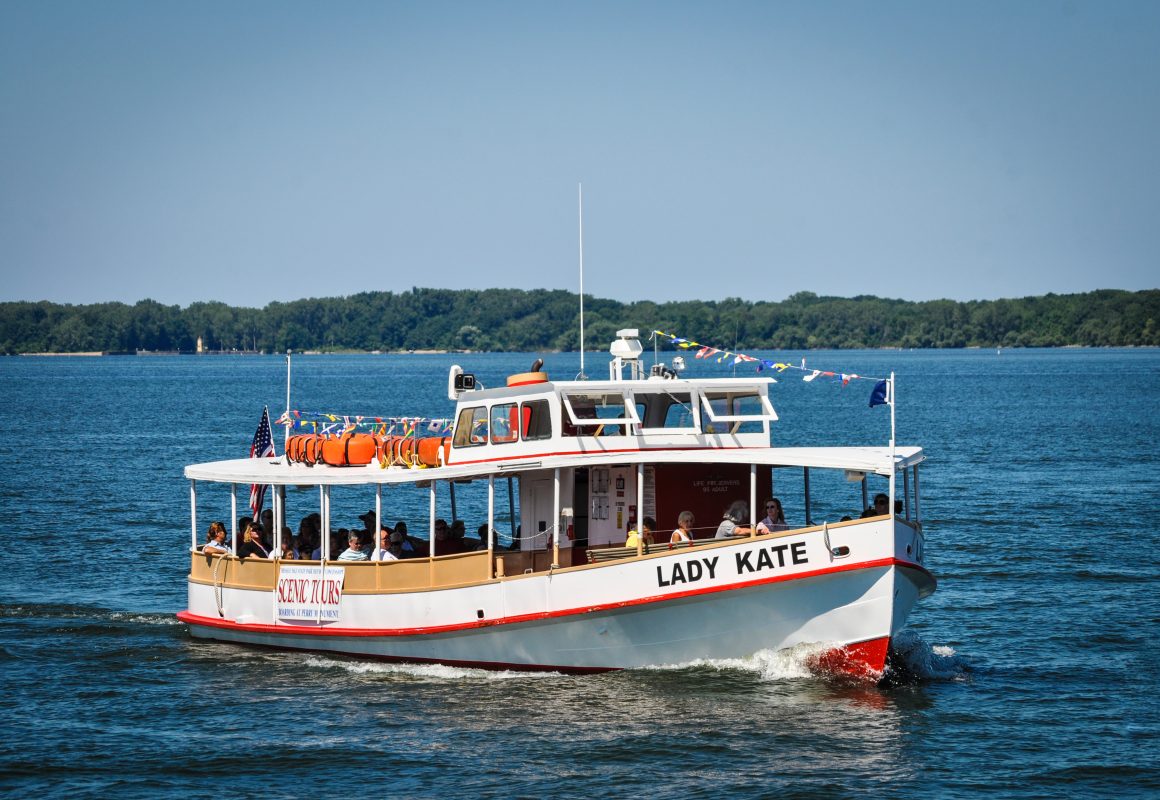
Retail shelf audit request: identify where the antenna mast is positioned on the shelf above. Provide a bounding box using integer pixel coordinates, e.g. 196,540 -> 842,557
578,182 -> 587,379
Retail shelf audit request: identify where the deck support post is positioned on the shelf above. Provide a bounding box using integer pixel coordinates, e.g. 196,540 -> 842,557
488,474 -> 495,578
429,481 -> 437,586
553,468 -> 561,568
903,468 -> 910,521
803,467 -> 812,526
321,485 -> 331,560
230,484 -> 238,552
190,480 -> 198,551
636,462 -> 644,557
913,465 -> 921,524
749,463 -> 757,537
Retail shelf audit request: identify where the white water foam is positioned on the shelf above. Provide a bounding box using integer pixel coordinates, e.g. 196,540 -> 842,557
887,630 -> 970,682
299,654 -> 562,682
109,612 -> 182,626
647,641 -> 831,681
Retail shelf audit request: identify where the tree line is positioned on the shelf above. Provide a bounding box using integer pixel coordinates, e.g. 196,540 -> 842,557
1,288 -> 1157,355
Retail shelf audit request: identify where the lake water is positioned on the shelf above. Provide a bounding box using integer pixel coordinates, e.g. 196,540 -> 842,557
2,347 -> 1158,798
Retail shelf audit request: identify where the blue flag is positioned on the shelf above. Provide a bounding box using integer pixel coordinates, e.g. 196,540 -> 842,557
868,380 -> 889,408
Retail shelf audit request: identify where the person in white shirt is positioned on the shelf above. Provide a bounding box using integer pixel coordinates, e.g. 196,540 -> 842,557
371,527 -> 398,561
756,498 -> 788,534
671,511 -> 695,545
202,522 -> 229,554
337,532 -> 369,561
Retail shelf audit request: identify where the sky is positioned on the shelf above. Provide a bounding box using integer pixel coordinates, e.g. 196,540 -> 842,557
1,0 -> 1157,308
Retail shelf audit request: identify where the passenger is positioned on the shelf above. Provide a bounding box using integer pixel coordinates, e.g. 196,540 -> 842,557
238,523 -> 270,558
279,536 -> 298,560
331,529 -> 348,558
260,509 -> 274,538
473,523 -> 491,551
236,516 -> 253,553
715,501 -> 752,538
371,527 -> 398,561
625,517 -> 655,549
358,509 -> 380,540
756,498 -> 788,534
432,519 -> 451,555
337,532 -> 369,561
203,522 -> 229,554
447,519 -> 468,554
671,511 -> 695,545
392,521 -> 421,557
389,531 -> 407,559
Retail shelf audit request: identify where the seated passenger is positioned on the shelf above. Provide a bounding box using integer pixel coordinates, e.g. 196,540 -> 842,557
756,498 -> 788,534
393,521 -> 425,557
447,519 -> 468,554
625,517 -> 656,549
203,522 -> 229,554
861,493 -> 890,518
432,519 -> 451,556
371,527 -> 398,561
279,536 -> 298,560
671,511 -> 695,545
337,532 -> 369,561
238,524 -> 270,558
472,523 -> 491,551
715,501 -> 752,538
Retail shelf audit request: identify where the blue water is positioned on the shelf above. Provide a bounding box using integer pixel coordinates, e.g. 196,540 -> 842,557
2,348 -> 1158,798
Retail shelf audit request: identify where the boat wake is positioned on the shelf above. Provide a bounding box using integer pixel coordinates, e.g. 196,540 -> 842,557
0,602 -> 180,626
646,632 -> 970,685
299,654 -> 562,682
647,641 -> 829,681
883,630 -> 971,684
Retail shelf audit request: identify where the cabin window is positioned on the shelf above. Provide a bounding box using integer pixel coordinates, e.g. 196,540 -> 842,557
653,393 -> 697,430
453,406 -> 488,447
490,403 -> 518,444
521,400 -> 552,441
700,390 -> 776,434
562,392 -> 639,437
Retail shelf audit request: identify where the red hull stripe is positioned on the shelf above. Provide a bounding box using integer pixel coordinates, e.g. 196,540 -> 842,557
179,557 -> 932,638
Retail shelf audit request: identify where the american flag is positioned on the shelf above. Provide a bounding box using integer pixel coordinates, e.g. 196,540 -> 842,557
248,406 -> 276,517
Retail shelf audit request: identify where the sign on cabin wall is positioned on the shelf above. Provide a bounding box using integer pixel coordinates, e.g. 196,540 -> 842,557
275,564 -> 346,622
653,463 -> 772,538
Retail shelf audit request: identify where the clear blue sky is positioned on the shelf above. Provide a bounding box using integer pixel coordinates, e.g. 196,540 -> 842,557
1,0 -> 1156,307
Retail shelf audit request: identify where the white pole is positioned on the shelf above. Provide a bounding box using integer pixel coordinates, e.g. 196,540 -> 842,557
749,464 -> 757,537
321,485 -> 330,560
230,484 -> 238,553
488,474 -> 495,576
578,182 -> 586,379
553,468 -> 561,568
636,462 -> 644,556
376,484 -> 382,535
888,372 -> 897,517
274,487 -> 282,556
190,480 -> 198,552
285,350 -> 292,450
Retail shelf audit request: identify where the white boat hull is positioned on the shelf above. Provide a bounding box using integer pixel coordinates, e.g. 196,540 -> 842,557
180,521 -> 935,677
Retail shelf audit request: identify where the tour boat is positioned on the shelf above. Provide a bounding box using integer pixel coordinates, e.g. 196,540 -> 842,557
178,330 -> 935,679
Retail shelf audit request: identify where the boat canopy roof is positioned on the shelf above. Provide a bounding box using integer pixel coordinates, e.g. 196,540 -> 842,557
184,445 -> 924,486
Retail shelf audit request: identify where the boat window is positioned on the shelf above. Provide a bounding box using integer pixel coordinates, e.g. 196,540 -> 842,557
700,390 -> 777,433
453,406 -> 489,448
521,399 -> 552,441
636,392 -> 697,431
561,392 -> 640,437
490,403 -> 518,444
